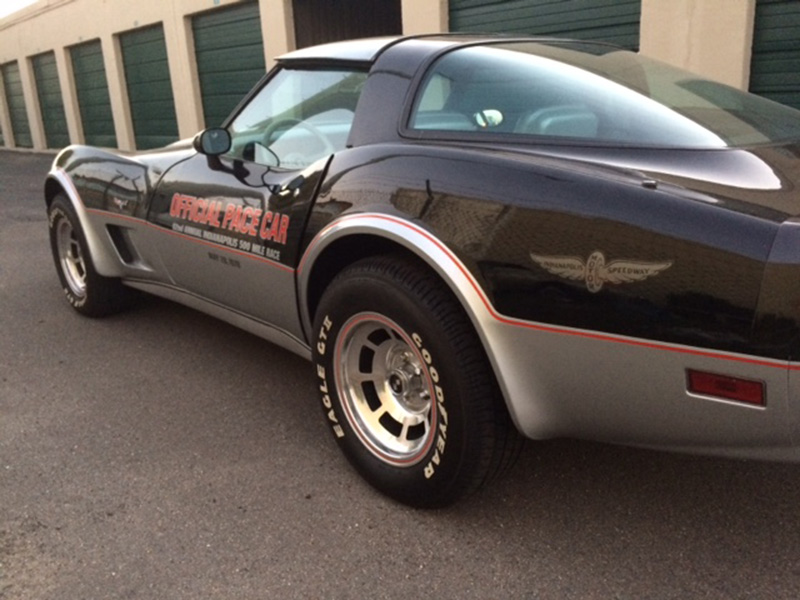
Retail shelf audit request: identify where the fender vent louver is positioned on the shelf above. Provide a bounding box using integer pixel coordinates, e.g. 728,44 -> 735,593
106,225 -> 137,265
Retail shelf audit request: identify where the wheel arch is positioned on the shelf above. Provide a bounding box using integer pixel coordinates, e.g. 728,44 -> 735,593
44,176 -> 65,208
45,169 -> 123,278
303,233 -> 403,322
297,213 -> 524,432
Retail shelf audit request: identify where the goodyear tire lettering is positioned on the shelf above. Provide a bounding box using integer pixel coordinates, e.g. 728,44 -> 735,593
412,331 -> 448,480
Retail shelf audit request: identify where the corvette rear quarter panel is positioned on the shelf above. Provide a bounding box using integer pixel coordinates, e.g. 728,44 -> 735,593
306,142 -> 800,454
315,144 -> 785,351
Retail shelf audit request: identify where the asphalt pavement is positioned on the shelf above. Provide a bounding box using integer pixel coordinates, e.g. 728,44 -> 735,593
2,149 -> 800,599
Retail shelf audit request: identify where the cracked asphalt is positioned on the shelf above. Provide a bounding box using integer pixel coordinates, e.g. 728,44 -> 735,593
2,149 -> 800,599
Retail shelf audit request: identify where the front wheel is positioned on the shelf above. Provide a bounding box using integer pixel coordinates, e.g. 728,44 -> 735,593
48,194 -> 132,317
313,255 -> 521,507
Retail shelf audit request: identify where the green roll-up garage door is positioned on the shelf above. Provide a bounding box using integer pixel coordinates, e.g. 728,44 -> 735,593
449,0 -> 642,50
120,24 -> 179,150
71,40 -> 118,148
32,52 -> 70,149
750,0 -> 800,110
1,61 -> 33,148
193,1 -> 265,128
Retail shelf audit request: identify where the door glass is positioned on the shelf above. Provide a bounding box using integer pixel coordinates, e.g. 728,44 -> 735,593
228,67 -> 367,169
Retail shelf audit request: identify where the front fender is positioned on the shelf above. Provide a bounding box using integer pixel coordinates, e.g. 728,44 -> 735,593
46,166 -> 127,278
45,144 -> 192,278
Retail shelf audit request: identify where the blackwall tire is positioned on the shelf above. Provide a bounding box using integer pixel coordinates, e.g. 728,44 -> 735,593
48,194 -> 131,317
313,255 -> 522,508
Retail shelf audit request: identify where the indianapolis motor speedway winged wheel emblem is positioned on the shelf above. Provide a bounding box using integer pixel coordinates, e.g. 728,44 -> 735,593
530,250 -> 673,293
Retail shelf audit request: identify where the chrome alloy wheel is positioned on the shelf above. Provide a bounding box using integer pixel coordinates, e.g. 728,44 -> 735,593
335,313 -> 435,466
55,217 -> 88,298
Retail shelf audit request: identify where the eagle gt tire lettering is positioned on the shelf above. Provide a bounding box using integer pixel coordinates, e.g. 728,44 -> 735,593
313,255 -> 521,508
48,193 -> 131,317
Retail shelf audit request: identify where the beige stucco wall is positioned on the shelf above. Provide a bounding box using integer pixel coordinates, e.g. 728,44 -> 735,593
0,0 -> 764,152
402,0 -> 448,34
640,0 -> 756,88
0,0 -> 254,149
260,0 -> 295,68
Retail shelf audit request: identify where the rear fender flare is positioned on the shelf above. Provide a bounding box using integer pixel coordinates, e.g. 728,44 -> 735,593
297,213 -> 521,424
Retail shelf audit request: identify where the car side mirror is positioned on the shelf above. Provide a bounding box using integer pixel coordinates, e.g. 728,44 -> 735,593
193,128 -> 231,156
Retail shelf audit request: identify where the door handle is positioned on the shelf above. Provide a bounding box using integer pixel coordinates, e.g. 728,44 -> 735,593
278,175 -> 305,198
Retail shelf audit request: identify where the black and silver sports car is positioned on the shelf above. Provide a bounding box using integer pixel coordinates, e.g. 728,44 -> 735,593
46,35 -> 800,507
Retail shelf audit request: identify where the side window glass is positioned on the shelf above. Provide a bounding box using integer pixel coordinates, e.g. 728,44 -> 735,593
228,68 -> 367,169
408,44 -> 737,147
409,48 -> 598,137
411,71 -> 479,132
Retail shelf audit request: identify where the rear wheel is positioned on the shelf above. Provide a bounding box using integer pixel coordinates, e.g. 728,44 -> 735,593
48,194 -> 131,317
313,255 -> 522,507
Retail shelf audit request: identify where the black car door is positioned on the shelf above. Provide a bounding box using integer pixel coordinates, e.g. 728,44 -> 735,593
145,66 -> 368,338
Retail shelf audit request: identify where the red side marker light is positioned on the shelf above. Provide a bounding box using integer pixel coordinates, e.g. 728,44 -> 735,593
687,370 -> 765,406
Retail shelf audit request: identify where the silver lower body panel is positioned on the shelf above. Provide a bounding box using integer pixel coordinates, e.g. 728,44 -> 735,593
484,316 -> 800,461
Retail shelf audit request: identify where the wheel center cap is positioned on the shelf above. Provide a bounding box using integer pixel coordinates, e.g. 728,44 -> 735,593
389,373 -> 405,395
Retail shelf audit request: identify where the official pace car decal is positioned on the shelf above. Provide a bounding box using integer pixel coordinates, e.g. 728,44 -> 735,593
169,192 -> 289,261
530,250 -> 673,293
